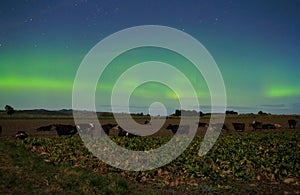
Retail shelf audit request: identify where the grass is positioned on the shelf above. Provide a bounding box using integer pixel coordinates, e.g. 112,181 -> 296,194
0,139 -> 132,194
0,139 -> 202,194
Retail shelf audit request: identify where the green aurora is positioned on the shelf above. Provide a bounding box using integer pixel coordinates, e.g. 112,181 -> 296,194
1,1 -> 300,114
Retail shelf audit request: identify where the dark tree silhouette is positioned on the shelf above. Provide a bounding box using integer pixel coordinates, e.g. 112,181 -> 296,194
258,110 -> 267,115
226,110 -> 238,115
175,109 -> 181,116
5,105 -> 15,115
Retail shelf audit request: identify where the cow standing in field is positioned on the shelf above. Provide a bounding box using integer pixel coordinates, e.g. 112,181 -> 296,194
54,124 -> 77,137
0,126 -> 2,136
207,123 -> 228,132
118,126 -> 137,138
222,124 -> 228,131
16,130 -> 28,140
197,122 -> 208,127
101,124 -> 118,135
251,121 -> 276,130
232,123 -> 245,131
76,123 -> 95,135
251,121 -> 262,130
274,123 -> 282,128
288,119 -> 296,129
144,120 -> 150,125
262,123 -> 276,129
166,124 -> 190,135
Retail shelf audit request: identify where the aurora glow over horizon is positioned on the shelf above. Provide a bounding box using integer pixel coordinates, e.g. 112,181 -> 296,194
1,1 -> 300,114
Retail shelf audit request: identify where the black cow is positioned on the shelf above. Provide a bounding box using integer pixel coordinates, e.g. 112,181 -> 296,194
16,130 -> 28,140
166,124 -> 190,135
222,124 -> 228,131
117,126 -> 137,138
0,126 -> 2,136
197,122 -> 208,127
232,123 -> 245,131
36,125 -> 53,131
144,120 -> 150,125
262,123 -> 276,129
101,124 -> 118,135
251,121 -> 262,130
208,123 -> 228,132
288,119 -> 296,129
76,123 -> 95,135
54,124 -> 77,137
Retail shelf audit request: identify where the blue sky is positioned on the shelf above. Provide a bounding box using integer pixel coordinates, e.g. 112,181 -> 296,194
0,0 -> 300,114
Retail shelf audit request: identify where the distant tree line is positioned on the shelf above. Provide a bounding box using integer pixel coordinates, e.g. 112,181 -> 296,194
258,110 -> 271,115
172,109 -> 240,117
226,110 -> 238,115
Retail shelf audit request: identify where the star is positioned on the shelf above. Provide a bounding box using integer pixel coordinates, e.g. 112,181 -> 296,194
24,17 -> 33,23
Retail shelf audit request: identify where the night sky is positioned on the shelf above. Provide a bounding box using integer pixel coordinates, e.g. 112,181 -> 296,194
1,0 -> 300,114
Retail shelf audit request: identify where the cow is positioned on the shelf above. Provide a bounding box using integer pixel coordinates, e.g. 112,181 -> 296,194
222,124 -> 228,131
76,123 -> 95,135
232,123 -> 245,131
207,123 -> 228,132
250,121 -> 262,130
197,122 -> 208,127
53,124 -> 77,137
166,124 -> 190,135
215,123 -> 228,131
288,119 -> 296,129
16,130 -> 28,140
144,120 -> 151,125
262,123 -> 276,129
36,125 -> 54,131
274,123 -> 282,128
117,126 -> 137,138
0,126 -> 2,136
101,124 -> 118,135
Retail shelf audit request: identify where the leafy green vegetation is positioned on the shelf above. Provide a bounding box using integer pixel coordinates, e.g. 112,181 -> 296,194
1,130 -> 300,194
0,139 -> 132,194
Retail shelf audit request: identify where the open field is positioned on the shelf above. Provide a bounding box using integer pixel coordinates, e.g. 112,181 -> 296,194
1,113 -> 300,138
1,113 -> 300,194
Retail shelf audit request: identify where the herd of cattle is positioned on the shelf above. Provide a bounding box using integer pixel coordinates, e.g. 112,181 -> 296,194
0,119 -> 297,140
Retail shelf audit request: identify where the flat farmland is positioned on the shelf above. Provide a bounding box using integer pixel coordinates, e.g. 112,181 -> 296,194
0,112 -> 300,194
0,113 -> 299,138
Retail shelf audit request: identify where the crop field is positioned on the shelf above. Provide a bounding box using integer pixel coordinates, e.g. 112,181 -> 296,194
1,114 -> 300,194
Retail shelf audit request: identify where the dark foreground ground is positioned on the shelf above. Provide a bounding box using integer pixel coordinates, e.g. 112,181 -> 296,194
0,137 -> 299,194
0,113 -> 300,194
